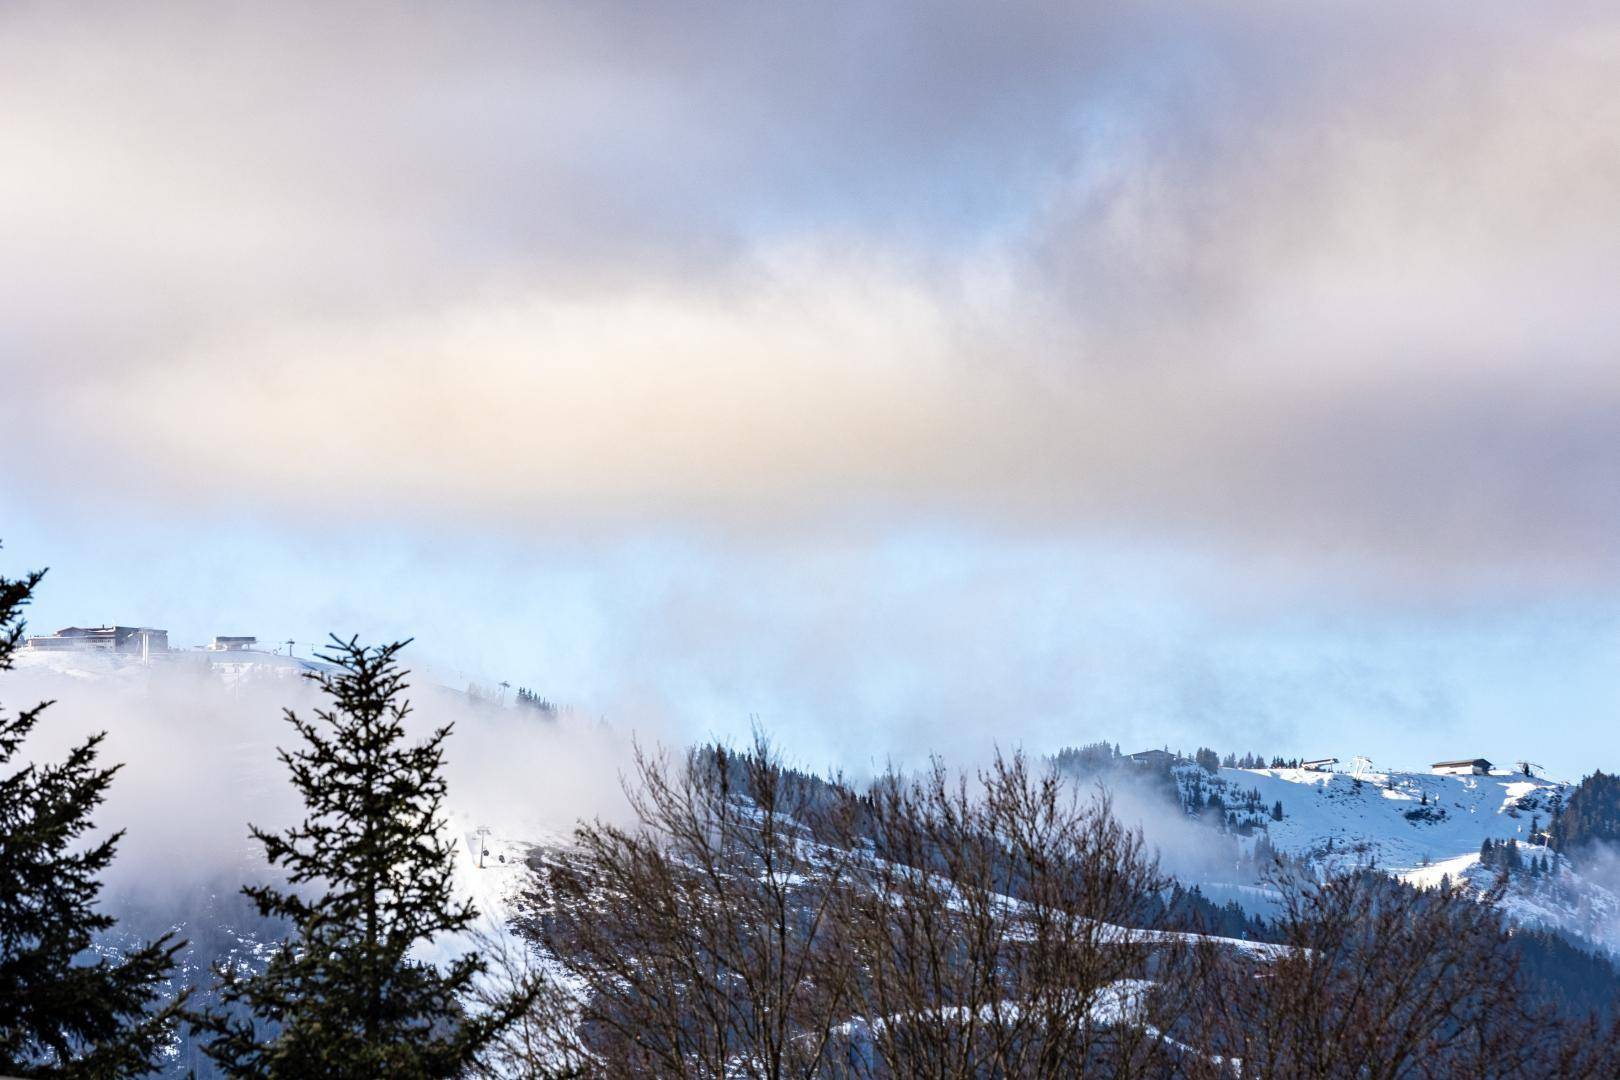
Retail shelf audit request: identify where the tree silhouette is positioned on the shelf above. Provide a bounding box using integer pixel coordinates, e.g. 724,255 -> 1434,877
0,548 -> 183,1076
200,637 -> 543,1078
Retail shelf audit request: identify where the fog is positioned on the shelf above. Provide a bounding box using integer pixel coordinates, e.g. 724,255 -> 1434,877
1087,770 -> 1248,887
5,653 -> 644,910
1559,842 -> 1620,956
5,646 -> 1238,917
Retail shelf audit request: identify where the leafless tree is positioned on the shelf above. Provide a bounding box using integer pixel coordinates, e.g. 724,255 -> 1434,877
533,738 -> 1188,1077
464,926 -> 588,1079
1541,1009 -> 1620,1079
837,754 -> 1180,1077
522,738 -> 1620,1078
539,733 -> 865,1077
1179,866 -> 1596,1079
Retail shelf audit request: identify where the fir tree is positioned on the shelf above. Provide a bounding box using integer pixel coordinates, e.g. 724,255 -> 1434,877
1550,771 -> 1620,856
0,551 -> 184,1076
199,637 -> 543,1078
514,687 -> 557,718
1271,799 -> 1284,822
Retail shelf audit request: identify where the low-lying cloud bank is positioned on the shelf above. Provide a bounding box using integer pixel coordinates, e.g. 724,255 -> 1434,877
4,2 -> 1620,583
6,654 -> 642,907
2,647 -> 1241,906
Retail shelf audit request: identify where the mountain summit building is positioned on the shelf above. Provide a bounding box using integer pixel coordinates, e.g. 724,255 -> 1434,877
1431,758 -> 1494,776
25,625 -> 169,655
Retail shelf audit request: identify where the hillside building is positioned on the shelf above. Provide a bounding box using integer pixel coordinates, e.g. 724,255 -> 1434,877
1431,758 -> 1493,776
25,625 -> 169,655
1301,758 -> 1338,772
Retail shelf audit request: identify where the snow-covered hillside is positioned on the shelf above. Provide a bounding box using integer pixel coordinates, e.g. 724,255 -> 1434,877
15,643 -> 1619,965
1206,764 -> 1620,954
12,640 -> 331,684
1230,765 -> 1561,871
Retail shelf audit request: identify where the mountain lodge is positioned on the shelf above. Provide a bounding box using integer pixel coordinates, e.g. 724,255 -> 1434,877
1431,758 -> 1493,776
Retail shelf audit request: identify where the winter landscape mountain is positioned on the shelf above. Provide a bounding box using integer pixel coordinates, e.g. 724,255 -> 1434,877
12,640 -> 1620,1074
9,2 -> 1620,1074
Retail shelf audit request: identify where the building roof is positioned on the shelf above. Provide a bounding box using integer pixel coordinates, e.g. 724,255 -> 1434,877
46,625 -> 164,636
1302,757 -> 1338,765
1431,758 -> 1493,768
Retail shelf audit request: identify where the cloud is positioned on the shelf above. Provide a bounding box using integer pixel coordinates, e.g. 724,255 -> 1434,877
4,2 -> 1620,584
4,652 -> 642,906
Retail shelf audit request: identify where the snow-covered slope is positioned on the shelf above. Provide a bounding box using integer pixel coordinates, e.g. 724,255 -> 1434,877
12,641 -> 333,684
1206,765 -> 1620,954
16,644 -> 1619,963
1229,765 -> 1561,871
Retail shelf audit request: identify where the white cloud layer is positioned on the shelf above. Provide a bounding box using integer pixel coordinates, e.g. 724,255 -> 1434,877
4,2 -> 1620,583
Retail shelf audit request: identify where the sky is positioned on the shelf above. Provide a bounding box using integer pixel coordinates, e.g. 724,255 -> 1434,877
3,2 -> 1618,778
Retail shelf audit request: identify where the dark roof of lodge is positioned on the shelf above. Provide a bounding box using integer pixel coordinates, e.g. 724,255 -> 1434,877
50,625 -> 161,635
1431,758 -> 1493,768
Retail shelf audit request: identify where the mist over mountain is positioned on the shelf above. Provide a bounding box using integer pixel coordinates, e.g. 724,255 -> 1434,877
9,644 -> 1617,1074
6,2 -> 1620,1073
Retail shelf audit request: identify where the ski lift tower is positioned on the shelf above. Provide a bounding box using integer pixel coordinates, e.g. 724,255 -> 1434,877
1516,760 -> 1543,778
474,825 -> 492,869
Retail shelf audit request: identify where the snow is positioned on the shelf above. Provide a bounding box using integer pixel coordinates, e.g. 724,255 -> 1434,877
14,642 -> 332,684
1207,764 -> 1620,955
829,978 -> 1156,1036
18,644 -> 1617,964
1223,765 -> 1561,875
1104,925 -> 1294,961
1399,852 -> 1479,890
